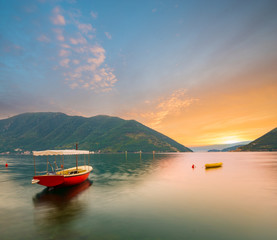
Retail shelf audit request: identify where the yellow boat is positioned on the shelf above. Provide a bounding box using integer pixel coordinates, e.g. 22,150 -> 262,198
205,162 -> 223,169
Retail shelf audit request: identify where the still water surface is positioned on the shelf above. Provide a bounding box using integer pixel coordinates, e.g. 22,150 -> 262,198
0,152 -> 276,240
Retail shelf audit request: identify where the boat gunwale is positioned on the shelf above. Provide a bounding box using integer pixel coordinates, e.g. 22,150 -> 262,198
34,165 -> 93,178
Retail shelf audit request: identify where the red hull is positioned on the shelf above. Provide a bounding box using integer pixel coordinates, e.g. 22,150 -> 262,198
33,175 -> 64,187
61,172 -> 90,187
33,171 -> 91,188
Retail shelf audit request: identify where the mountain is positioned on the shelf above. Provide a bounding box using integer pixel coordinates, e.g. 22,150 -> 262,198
190,141 -> 251,152
207,149 -> 221,152
0,112 -> 192,153
237,128 -> 277,151
207,144 -> 246,152
221,144 -> 246,152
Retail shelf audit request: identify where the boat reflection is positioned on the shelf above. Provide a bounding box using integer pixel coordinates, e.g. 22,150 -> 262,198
33,179 -> 92,206
205,166 -> 223,172
33,179 -> 92,225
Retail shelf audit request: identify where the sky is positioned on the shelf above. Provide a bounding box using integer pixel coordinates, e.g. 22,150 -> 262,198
1,0 -> 277,147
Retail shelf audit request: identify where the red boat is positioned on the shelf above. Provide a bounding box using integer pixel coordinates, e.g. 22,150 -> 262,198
32,149 -> 93,188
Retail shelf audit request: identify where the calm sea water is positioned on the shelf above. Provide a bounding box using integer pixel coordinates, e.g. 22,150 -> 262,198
0,152 -> 276,240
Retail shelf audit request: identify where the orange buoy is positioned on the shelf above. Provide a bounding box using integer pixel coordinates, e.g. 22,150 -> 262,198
61,164 -> 64,169
192,164 -> 195,169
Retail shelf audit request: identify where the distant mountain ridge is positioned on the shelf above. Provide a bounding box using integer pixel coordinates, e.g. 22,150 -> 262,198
208,144 -> 246,152
190,141 -> 251,152
0,112 -> 192,153
237,128 -> 277,151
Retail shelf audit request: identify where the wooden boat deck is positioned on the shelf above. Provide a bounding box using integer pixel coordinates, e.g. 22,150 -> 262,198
55,166 -> 92,176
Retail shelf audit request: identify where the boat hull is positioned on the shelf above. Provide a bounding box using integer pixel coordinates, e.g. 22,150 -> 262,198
33,175 -> 64,187
33,166 -> 92,188
205,162 -> 223,169
61,171 -> 91,187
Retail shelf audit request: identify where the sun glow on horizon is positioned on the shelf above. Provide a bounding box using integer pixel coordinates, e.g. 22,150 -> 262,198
184,134 -> 250,147
212,136 -> 246,145
222,140 -> 242,144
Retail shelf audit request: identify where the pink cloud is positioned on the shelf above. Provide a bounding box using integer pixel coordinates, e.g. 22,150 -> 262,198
57,35 -> 65,41
78,23 -> 95,34
53,28 -> 65,41
74,47 -> 85,53
61,44 -> 71,48
87,35 -> 95,39
63,45 -> 117,92
70,82 -> 79,89
73,59 -> 80,65
37,34 -> 50,42
52,6 -> 61,14
70,37 -> 87,45
105,32 -> 112,39
87,46 -> 106,66
51,7 -> 66,25
60,58 -> 70,67
123,89 -> 198,128
90,11 -> 98,19
90,46 -> 105,54
51,14 -> 66,25
49,6 -> 117,93
59,49 -> 70,57
94,74 -> 102,82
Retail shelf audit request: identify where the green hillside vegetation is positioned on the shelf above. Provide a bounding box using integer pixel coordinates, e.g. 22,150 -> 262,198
237,128 -> 277,151
0,112 -> 192,153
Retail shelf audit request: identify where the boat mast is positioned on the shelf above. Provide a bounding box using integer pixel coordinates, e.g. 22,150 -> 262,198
76,143 -> 78,171
33,155 -> 36,175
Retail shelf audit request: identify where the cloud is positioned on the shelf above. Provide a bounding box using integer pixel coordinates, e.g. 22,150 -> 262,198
87,35 -> 95,39
150,89 -> 198,127
59,49 -> 70,57
78,23 -> 95,34
70,36 -> 87,45
61,44 -> 71,48
90,11 -> 97,19
50,6 -> 117,93
0,38 -> 23,56
37,34 -> 51,42
51,6 -> 66,25
88,46 -> 105,65
53,28 -> 64,41
157,89 -> 196,112
124,89 -> 198,128
105,32 -> 112,39
57,35 -> 65,41
63,45 -> 117,92
54,15 -> 66,25
60,58 -> 70,67
69,82 -> 79,89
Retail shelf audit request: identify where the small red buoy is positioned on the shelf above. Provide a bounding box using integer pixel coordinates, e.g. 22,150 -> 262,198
192,164 -> 195,169
5,163 -> 8,167
61,164 -> 64,169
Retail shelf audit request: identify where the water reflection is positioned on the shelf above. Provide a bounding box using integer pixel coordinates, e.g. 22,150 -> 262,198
33,180 -> 92,225
1,153 -> 277,240
91,153 -> 163,184
205,166 -> 223,172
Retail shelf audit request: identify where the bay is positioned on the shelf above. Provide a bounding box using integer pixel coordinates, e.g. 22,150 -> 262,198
0,152 -> 276,240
